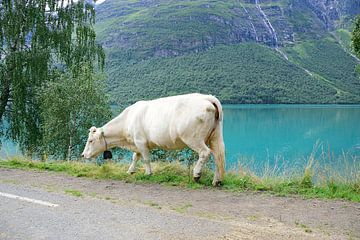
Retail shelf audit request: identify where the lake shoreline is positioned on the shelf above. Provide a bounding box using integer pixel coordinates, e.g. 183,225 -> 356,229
1,158 -> 359,202
2,104 -> 360,172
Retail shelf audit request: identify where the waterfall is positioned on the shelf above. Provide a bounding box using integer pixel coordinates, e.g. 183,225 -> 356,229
254,0 -> 314,77
255,1 -> 296,64
255,0 -> 278,47
275,48 -> 289,61
241,5 -> 259,42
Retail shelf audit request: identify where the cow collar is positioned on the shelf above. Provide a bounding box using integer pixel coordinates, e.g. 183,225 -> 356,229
100,128 -> 112,160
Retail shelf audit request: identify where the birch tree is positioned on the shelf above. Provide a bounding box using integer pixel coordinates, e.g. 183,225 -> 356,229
39,64 -> 111,160
0,0 -> 104,154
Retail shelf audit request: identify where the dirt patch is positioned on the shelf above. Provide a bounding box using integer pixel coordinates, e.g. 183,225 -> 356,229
0,168 -> 359,239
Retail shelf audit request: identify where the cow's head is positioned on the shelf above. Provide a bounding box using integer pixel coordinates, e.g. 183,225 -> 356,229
81,126 -> 105,158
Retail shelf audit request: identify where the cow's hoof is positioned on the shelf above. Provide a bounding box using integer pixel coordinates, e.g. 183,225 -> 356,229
194,175 -> 201,182
127,171 -> 136,175
212,180 -> 222,187
145,172 -> 152,176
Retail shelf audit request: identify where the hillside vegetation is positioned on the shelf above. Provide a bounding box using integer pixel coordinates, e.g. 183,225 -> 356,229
94,0 -> 360,104
108,43 -> 345,104
285,37 -> 360,101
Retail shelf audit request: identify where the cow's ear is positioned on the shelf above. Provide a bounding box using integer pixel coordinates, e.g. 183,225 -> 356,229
90,126 -> 97,133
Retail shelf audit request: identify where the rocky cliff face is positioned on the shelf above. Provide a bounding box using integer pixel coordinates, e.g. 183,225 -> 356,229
95,0 -> 359,58
305,0 -> 360,29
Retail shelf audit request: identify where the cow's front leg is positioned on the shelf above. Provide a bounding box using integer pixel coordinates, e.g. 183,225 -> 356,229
141,149 -> 152,175
127,152 -> 141,174
135,140 -> 152,175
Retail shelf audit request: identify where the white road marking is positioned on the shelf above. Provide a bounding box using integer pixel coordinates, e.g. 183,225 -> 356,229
0,192 -> 59,207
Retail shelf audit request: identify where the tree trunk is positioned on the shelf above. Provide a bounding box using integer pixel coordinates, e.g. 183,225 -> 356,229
67,136 -> 72,161
0,77 -> 10,120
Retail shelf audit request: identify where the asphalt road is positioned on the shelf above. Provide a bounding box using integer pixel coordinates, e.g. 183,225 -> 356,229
0,184 -> 231,240
0,168 -> 359,240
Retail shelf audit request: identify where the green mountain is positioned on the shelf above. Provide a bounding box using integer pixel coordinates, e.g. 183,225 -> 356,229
94,0 -> 360,104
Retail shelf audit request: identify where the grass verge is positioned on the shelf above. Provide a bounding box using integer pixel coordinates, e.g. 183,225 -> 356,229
64,189 -> 83,197
0,157 -> 359,202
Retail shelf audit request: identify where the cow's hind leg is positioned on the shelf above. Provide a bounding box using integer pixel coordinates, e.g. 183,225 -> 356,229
127,152 -> 141,174
187,142 -> 211,182
209,128 -> 225,187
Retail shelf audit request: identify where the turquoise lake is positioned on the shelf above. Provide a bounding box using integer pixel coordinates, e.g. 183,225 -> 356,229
1,105 -> 360,171
223,104 -> 360,171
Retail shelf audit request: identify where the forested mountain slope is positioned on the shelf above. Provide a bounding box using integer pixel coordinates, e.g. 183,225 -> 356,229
94,0 -> 360,104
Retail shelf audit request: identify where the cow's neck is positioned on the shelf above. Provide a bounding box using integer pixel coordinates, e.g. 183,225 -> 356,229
101,111 -> 128,149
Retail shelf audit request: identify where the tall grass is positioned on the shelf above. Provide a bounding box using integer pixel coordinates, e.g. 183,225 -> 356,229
226,142 -> 359,201
0,147 -> 359,202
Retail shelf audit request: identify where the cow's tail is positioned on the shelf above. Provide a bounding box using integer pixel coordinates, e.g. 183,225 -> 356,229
207,96 -> 225,185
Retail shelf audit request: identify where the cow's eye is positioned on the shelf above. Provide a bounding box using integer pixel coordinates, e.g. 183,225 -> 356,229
89,140 -> 93,143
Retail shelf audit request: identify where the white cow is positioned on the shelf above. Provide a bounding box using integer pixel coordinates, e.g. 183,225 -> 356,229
81,93 -> 225,186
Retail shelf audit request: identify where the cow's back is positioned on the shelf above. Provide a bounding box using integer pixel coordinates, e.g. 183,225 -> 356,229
126,93 -> 217,149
